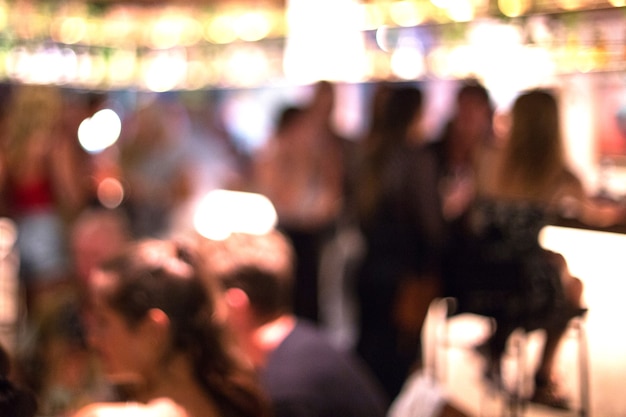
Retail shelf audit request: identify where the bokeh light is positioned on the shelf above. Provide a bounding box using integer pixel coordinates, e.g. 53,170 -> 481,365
78,108 -> 122,153
97,177 -> 125,209
193,190 -> 278,241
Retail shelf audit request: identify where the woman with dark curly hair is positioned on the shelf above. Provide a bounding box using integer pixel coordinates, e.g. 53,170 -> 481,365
72,239 -> 271,417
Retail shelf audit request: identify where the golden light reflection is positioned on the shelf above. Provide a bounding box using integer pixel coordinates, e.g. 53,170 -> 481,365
150,18 -> 184,49
359,2 -> 385,30
556,0 -> 584,10
445,0 -> 475,22
108,49 -> 137,87
205,14 -> 238,44
100,11 -> 136,47
236,11 -> 272,41
181,18 -> 203,46
50,16 -> 87,44
185,60 -> 209,90
498,0 -> 530,17
223,45 -> 270,86
390,1 -> 426,27
427,45 -> 453,78
142,49 -> 188,92
0,1 -> 7,32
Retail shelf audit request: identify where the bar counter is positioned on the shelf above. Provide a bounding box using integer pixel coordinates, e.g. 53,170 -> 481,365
538,221 -> 626,416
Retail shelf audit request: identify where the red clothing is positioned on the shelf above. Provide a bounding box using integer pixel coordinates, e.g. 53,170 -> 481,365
6,176 -> 55,215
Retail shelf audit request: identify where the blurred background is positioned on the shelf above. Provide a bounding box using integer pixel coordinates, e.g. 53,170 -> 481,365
0,1 -> 625,416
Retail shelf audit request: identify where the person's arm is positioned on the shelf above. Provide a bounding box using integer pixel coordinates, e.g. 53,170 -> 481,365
555,170 -> 626,228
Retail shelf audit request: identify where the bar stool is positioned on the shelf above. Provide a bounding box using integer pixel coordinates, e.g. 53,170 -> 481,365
425,297 -> 591,417
512,310 -> 590,417
425,297 -> 516,417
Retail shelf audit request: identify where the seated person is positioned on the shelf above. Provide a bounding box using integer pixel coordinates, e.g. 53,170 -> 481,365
71,239 -> 271,417
199,230 -> 389,417
450,89 -> 625,410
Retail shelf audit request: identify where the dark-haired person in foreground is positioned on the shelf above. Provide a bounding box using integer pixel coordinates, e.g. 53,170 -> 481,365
200,230 -> 388,417
71,239 -> 271,417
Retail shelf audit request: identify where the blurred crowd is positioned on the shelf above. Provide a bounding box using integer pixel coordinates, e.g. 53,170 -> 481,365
0,79 -> 624,417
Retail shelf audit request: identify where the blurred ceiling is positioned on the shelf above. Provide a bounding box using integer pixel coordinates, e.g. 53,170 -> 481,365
62,0 -> 286,8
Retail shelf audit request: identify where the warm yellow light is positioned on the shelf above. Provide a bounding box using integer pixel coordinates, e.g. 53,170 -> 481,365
101,11 -> 136,47
359,3 -> 385,30
142,50 -> 187,92
427,45 -> 453,78
205,15 -> 238,44
608,0 -> 626,6
107,49 -> 137,87
0,1 -> 9,32
575,47 -> 596,73
447,45 -> 475,78
223,46 -> 270,86
77,51 -> 106,87
236,12 -> 271,42
498,0 -> 530,17
556,0 -> 584,10
180,18 -> 203,46
150,18 -> 183,49
59,16 -> 87,44
185,60 -> 210,90
445,0 -> 475,22
390,1 -> 426,27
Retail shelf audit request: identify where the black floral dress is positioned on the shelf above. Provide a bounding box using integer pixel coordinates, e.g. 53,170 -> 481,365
447,197 -> 567,330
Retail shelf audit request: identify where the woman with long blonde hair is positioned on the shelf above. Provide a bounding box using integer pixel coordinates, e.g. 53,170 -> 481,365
456,89 -> 625,409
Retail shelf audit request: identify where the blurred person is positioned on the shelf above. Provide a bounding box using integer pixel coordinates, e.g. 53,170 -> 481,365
0,343 -> 38,417
16,207 -> 131,416
200,230 -> 389,417
423,79 -> 496,225
353,84 -> 442,400
169,92 -> 251,237
413,78 -> 498,329
453,89 -> 626,409
252,81 -> 347,323
117,94 -> 194,239
20,297 -> 112,417
72,239 -> 270,417
0,85 -> 89,315
69,207 -> 132,301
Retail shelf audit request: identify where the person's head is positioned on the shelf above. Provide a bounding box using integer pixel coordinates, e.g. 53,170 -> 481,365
382,85 -> 424,145
88,239 -> 219,384
308,80 -> 336,122
450,79 -> 493,149
499,88 -> 565,196
70,208 -> 131,291
87,239 -> 268,416
274,105 -> 303,138
200,231 -> 295,327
